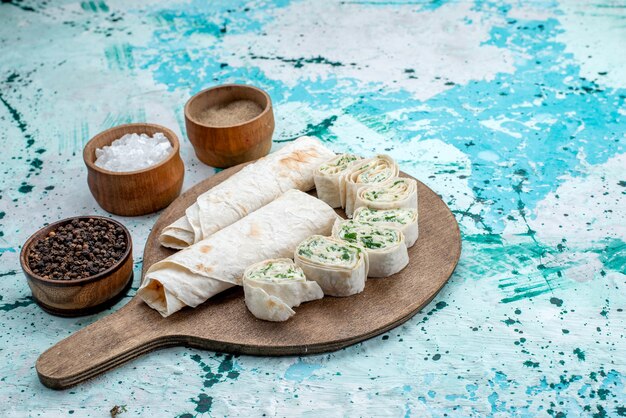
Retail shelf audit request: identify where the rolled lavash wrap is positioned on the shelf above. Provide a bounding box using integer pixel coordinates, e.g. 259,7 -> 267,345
353,207 -> 419,248
243,258 -> 323,322
354,177 -> 417,213
340,155 -> 399,218
332,219 -> 408,278
159,136 -> 336,249
314,153 -> 361,208
159,212 -> 196,250
295,235 -> 369,297
139,190 -> 338,317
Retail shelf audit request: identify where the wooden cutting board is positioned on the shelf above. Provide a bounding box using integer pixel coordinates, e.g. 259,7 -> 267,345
36,163 -> 461,389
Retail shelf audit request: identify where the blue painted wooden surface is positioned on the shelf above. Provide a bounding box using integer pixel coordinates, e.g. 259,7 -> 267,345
1,0 -> 624,416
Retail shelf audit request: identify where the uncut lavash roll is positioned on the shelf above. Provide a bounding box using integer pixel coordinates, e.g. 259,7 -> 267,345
340,155 -> 399,218
353,207 -> 419,248
313,153 -> 361,208
139,190 -> 338,317
294,235 -> 369,297
354,177 -> 417,213
243,258 -> 323,322
159,136 -> 336,249
332,219 -> 408,278
160,214 -> 196,249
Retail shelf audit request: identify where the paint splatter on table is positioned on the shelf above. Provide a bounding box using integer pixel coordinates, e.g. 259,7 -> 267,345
1,0 -> 624,416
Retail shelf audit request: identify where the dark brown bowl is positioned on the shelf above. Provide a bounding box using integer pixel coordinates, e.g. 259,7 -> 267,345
184,84 -> 275,168
83,123 -> 185,216
19,216 -> 133,317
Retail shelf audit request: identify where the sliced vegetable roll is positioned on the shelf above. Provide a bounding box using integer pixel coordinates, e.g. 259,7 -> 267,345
341,155 -> 399,217
354,177 -> 418,212
353,207 -> 419,248
314,153 -> 362,208
332,219 -> 408,278
243,258 -> 323,322
294,235 -> 368,297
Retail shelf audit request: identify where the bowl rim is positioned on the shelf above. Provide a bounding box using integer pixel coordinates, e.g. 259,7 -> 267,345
83,123 -> 181,176
20,215 -> 133,287
184,83 -> 272,129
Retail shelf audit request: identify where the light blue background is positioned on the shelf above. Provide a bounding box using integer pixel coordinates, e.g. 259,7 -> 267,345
0,0 -> 624,416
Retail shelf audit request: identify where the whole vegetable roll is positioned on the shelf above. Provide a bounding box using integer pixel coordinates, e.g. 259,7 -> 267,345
159,136 -> 336,249
341,155 -> 399,218
354,177 -> 418,212
314,153 -> 361,208
294,235 -> 368,297
332,219 -> 408,278
139,190 -> 338,317
243,258 -> 323,322
353,207 -> 419,248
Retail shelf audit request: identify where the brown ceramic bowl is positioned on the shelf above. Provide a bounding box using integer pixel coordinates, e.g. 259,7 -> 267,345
83,123 -> 184,216
184,84 -> 275,168
20,216 -> 133,317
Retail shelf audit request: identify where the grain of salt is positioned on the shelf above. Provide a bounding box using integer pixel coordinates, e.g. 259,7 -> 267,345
94,132 -> 173,172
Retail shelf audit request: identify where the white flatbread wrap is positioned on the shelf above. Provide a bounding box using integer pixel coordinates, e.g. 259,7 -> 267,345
332,219 -> 408,278
243,258 -> 323,322
340,155 -> 399,218
159,136 -> 336,249
353,207 -> 419,248
139,190 -> 338,317
354,177 -> 417,213
294,235 -> 369,297
159,213 -> 196,250
314,153 -> 361,208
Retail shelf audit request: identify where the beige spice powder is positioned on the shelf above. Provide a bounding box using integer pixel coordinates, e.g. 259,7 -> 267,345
198,99 -> 264,127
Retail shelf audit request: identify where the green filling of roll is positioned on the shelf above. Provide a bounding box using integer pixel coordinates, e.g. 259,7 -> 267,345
336,220 -> 401,250
247,261 -> 305,281
362,179 -> 410,202
297,236 -> 361,267
352,157 -> 394,184
318,154 -> 359,174
358,167 -> 393,183
355,208 -> 416,225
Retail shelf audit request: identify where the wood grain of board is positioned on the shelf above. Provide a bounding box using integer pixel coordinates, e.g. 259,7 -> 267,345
36,162 -> 461,390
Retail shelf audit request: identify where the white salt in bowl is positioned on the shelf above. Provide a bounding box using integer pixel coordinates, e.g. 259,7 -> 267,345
83,123 -> 185,216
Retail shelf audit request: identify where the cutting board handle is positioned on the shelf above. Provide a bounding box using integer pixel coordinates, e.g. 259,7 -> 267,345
36,298 -> 174,389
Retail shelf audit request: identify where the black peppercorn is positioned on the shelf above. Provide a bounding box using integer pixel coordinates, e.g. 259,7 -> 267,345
28,218 -> 127,280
